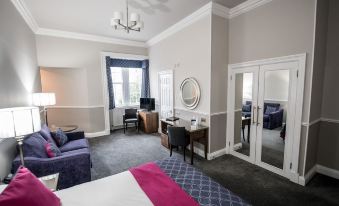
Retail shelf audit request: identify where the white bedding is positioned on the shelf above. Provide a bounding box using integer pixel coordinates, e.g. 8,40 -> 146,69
56,171 -> 153,206
0,171 -> 153,206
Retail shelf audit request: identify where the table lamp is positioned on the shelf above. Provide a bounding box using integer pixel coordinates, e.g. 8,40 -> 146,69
32,93 -> 56,126
0,107 -> 41,166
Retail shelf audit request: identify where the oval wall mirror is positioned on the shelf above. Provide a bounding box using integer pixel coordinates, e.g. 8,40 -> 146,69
180,78 -> 201,110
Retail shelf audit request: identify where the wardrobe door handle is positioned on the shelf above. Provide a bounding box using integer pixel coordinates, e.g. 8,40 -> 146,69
257,106 -> 261,126
252,106 -> 257,125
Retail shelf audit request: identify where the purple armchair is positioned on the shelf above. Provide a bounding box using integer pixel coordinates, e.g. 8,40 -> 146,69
12,126 -> 91,190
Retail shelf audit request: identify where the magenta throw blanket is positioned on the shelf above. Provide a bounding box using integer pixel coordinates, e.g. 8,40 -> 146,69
130,163 -> 199,206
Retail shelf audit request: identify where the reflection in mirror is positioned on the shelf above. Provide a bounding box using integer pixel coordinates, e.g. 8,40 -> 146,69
234,73 -> 253,157
261,70 -> 289,169
180,78 -> 200,110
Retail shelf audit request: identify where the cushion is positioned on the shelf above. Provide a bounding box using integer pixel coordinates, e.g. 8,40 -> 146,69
59,139 -> 89,153
265,106 -> 277,115
0,167 -> 61,206
40,124 -> 57,146
45,142 -> 61,158
125,118 -> 138,123
242,104 -> 251,112
52,128 -> 68,147
22,133 -> 48,158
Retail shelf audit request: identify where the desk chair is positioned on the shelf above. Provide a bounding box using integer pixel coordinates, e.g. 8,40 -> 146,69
167,126 -> 189,161
123,109 -> 139,133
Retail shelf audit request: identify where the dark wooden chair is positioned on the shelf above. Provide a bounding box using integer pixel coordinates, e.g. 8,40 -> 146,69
123,109 -> 139,133
167,126 -> 189,161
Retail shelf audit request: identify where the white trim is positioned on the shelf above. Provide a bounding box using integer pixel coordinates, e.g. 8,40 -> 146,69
264,98 -> 288,102
210,111 -> 227,116
100,53 -> 111,139
36,28 -> 146,48
208,148 -> 227,160
233,143 -> 242,151
302,118 -> 321,127
321,118 -> 339,124
85,130 -> 110,138
299,164 -> 339,186
47,105 -> 104,109
174,107 -> 209,116
147,2 -> 212,47
229,0 -> 272,19
212,3 -> 230,18
317,164 -> 339,180
11,0 -> 39,32
298,165 -> 317,186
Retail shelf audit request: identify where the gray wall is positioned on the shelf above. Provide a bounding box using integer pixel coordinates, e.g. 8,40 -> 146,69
316,0 -> 339,171
0,1 -> 41,180
210,14 -> 229,152
228,0 -> 317,176
36,35 -> 147,133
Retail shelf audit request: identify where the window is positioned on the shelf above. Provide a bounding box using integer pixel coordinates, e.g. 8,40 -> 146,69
111,67 -> 142,107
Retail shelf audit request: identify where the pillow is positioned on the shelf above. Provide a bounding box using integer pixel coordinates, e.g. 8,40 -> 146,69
22,133 -> 48,158
40,124 -> 57,146
52,128 -> 68,147
242,105 -> 251,112
45,142 -> 62,158
265,106 -> 277,115
0,167 -> 61,206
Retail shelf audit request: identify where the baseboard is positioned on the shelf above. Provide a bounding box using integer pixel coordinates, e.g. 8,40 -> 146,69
85,130 -> 110,138
316,164 -> 339,180
299,165 -> 317,186
208,148 -> 227,160
298,164 -> 339,186
233,143 -> 242,150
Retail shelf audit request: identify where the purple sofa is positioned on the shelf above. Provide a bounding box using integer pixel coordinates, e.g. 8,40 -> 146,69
243,101 -> 284,130
12,125 -> 91,190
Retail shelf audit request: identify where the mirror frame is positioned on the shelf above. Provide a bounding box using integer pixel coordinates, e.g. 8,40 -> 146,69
180,77 -> 201,110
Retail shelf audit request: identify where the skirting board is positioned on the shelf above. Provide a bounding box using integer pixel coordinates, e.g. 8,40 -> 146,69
191,146 -> 227,160
85,130 -> 110,138
299,164 -> 339,186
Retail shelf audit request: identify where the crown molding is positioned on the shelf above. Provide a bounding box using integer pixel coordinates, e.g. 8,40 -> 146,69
229,0 -> 272,18
212,3 -> 230,19
36,28 -> 147,48
11,0 -> 39,32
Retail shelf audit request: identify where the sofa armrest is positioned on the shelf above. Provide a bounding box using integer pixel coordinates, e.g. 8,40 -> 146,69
66,131 -> 85,141
268,109 -> 284,129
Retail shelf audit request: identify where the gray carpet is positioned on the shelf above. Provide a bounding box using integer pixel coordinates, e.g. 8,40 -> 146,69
88,129 -> 339,206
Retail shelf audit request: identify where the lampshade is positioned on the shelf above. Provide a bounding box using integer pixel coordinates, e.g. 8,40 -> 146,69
0,107 -> 41,138
32,93 -> 56,106
130,13 -> 140,22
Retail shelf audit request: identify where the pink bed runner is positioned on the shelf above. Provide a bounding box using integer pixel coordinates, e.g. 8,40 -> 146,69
130,162 -> 199,206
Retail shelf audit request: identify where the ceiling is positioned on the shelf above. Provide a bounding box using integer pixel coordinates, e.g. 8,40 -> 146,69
24,0 -> 246,43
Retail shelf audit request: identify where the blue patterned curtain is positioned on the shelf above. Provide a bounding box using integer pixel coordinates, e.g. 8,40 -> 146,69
141,60 -> 150,98
106,56 -> 115,109
106,57 -> 150,109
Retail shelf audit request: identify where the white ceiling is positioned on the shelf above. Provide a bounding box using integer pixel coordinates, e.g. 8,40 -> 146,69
24,0 -> 246,42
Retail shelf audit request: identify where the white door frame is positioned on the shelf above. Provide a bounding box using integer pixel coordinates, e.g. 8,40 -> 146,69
100,52 -> 149,135
158,70 -> 174,119
226,54 -> 306,184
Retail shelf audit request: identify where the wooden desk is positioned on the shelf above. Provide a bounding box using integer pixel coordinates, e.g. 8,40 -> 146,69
160,119 -> 209,164
139,111 -> 159,133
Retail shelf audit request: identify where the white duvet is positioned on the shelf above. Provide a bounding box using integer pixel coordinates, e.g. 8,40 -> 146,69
0,171 -> 153,206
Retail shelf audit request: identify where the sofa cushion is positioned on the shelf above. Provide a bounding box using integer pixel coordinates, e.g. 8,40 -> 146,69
23,133 -> 48,158
45,142 -> 61,158
59,139 -> 89,153
0,167 -> 61,206
39,124 -> 57,146
52,128 -> 68,147
265,106 -> 277,115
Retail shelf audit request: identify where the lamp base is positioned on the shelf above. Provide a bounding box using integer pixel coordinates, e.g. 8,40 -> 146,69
15,136 -> 25,166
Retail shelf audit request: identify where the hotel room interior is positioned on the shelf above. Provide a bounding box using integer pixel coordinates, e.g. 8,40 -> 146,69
0,0 -> 338,205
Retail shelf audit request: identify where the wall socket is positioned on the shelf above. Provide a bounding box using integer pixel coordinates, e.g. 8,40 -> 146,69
200,117 -> 206,123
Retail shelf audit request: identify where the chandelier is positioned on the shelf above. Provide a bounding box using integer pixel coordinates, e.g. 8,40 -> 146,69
111,0 -> 144,33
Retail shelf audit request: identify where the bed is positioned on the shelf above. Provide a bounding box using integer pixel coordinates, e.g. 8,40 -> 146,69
0,157 -> 250,206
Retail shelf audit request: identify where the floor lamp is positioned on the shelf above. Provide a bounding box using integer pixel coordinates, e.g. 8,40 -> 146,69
0,107 -> 41,166
32,93 -> 56,126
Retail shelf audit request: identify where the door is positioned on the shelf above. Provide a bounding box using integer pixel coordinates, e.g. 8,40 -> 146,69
227,55 -> 305,182
158,70 -> 174,119
255,62 -> 298,178
227,66 -> 259,163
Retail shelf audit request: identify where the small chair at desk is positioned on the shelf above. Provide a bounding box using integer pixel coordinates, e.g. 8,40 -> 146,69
123,109 -> 139,134
167,126 -> 189,161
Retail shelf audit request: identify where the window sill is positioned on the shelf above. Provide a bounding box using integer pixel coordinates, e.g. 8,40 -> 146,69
114,105 -> 140,109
